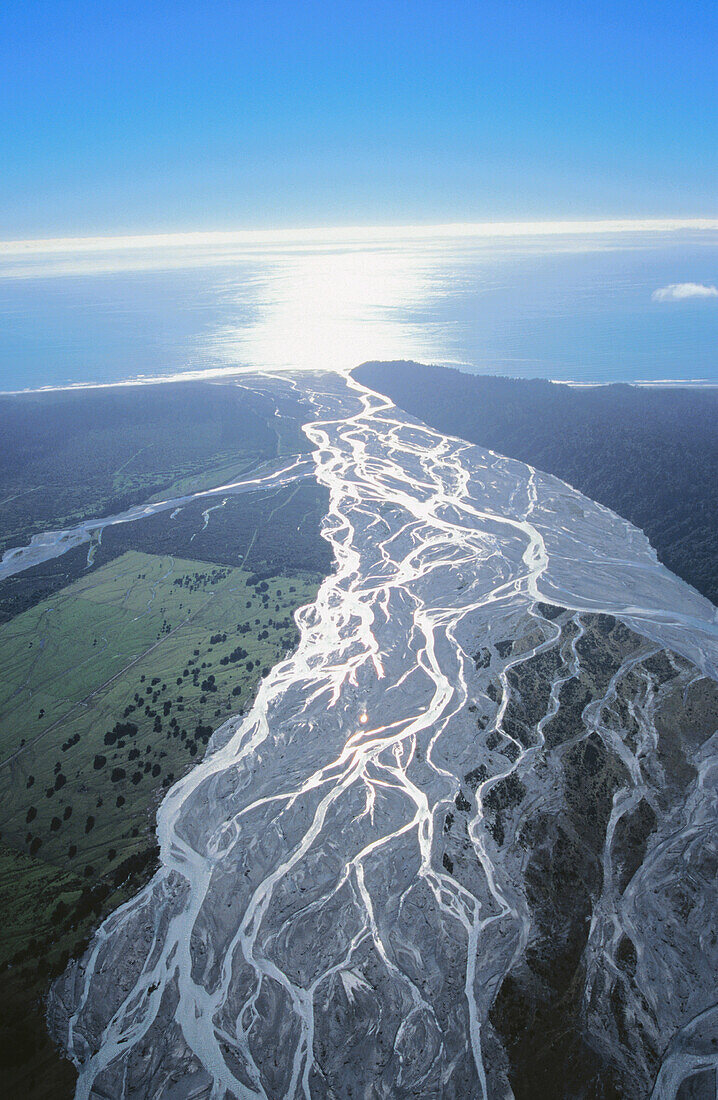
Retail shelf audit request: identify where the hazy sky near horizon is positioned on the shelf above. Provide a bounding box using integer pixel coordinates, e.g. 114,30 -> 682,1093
1,0 -> 717,238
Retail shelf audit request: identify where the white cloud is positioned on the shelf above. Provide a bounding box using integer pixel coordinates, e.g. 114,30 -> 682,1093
1,218 -> 717,281
652,282 -> 718,302
1,218 -> 717,258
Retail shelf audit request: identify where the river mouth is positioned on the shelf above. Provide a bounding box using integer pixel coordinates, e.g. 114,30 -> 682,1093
46,367 -> 718,1099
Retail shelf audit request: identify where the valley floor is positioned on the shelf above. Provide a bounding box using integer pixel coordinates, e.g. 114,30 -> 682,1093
41,368 -> 718,1100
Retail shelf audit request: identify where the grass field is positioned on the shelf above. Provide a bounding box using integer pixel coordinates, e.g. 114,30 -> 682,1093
0,548 -> 321,1096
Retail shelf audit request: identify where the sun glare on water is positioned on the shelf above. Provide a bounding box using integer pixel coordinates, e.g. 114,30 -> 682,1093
206,245 -> 454,377
2,219 -> 718,390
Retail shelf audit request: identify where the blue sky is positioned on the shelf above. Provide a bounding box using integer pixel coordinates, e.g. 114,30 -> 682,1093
1,0 -> 716,237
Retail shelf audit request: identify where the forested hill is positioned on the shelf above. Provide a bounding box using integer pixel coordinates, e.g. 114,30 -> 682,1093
0,380 -> 309,559
355,361 -> 718,607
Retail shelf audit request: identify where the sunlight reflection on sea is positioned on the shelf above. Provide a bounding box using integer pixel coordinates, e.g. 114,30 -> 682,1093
0,222 -> 716,389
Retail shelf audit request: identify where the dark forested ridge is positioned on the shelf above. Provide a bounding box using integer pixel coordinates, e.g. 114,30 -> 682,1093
355,361 -> 718,607
0,379 -> 310,557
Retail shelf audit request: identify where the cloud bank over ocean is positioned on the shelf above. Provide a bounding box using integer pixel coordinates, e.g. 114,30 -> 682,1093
1,218 -> 718,281
652,282 -> 718,302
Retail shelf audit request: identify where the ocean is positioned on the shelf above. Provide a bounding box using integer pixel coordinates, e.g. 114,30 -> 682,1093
0,222 -> 716,391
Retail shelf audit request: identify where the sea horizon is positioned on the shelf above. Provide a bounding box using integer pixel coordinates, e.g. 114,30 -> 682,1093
1,218 -> 717,393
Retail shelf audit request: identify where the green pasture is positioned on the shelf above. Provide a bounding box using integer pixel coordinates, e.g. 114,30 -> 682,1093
0,548 -> 319,1094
